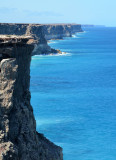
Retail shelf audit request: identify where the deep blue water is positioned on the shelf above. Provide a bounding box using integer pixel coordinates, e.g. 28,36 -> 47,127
30,27 -> 116,160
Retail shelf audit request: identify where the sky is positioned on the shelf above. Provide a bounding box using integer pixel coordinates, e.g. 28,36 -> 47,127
0,0 -> 116,26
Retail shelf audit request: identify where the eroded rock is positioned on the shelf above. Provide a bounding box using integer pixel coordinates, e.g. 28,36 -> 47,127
0,36 -> 63,160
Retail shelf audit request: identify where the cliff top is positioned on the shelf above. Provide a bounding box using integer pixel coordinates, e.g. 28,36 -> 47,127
0,22 -> 81,26
42,23 -> 81,26
0,23 -> 42,26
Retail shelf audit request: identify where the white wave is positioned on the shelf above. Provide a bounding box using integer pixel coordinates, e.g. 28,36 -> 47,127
72,34 -> 77,38
48,41 -> 58,44
72,34 -> 82,39
54,142 -> 65,146
54,52 -> 72,56
32,52 -> 72,59
78,31 -> 87,34
32,55 -> 45,60
83,31 -> 87,33
36,117 -> 74,126
74,31 -> 87,36
62,52 -> 72,56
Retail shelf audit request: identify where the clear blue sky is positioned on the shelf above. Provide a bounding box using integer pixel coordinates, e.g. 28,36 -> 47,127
0,0 -> 116,26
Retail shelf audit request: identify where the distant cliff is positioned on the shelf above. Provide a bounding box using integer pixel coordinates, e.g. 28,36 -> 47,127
0,36 -> 63,160
43,24 -> 72,40
0,23 -> 83,55
70,24 -> 83,34
43,24 -> 83,40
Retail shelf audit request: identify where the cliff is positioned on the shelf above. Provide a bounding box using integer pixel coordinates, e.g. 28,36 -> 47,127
25,24 -> 58,55
0,36 -> 63,160
43,24 -> 72,40
0,23 -> 57,55
0,23 -> 83,55
43,24 -> 83,40
70,24 -> 83,34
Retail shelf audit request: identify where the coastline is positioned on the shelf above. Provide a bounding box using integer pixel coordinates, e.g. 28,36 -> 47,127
44,31 -> 85,56
31,26 -> 116,160
0,23 -> 83,160
0,23 -> 83,56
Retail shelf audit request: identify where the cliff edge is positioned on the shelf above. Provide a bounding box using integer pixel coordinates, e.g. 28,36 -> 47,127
0,35 -> 63,160
43,24 -> 83,40
0,23 -> 83,55
0,23 -> 57,55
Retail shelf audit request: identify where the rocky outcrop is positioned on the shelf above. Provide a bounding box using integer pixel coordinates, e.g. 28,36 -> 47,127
0,36 -> 63,160
43,24 -> 83,40
25,24 -> 59,55
0,23 -> 83,55
0,23 -> 57,55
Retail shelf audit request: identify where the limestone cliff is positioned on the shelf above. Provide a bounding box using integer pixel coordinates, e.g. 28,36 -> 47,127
70,24 -> 83,34
43,24 -> 72,40
0,36 -> 63,160
25,24 -> 58,55
0,23 -> 83,55
0,23 -> 57,55
43,24 -> 83,40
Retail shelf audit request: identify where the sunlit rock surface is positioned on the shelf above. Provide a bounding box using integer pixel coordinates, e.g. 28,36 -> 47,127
0,36 -> 63,160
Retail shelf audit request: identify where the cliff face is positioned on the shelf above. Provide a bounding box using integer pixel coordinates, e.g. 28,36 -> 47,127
0,36 -> 63,160
43,24 -> 72,40
70,24 -> 83,34
0,23 -> 28,35
0,23 -> 83,55
43,24 -> 83,40
25,24 -> 55,55
0,23 -> 55,55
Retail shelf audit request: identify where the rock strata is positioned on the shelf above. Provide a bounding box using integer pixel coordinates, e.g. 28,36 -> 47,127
43,24 -> 83,40
0,23 -> 83,55
0,23 -> 57,55
0,36 -> 63,160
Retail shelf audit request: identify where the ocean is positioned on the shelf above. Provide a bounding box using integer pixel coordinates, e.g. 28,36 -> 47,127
30,27 -> 116,160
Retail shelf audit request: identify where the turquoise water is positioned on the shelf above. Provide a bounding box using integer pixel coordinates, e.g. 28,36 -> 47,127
30,27 -> 116,160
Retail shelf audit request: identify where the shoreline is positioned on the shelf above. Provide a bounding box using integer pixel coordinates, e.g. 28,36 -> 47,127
32,51 -> 69,57
44,31 -> 85,56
